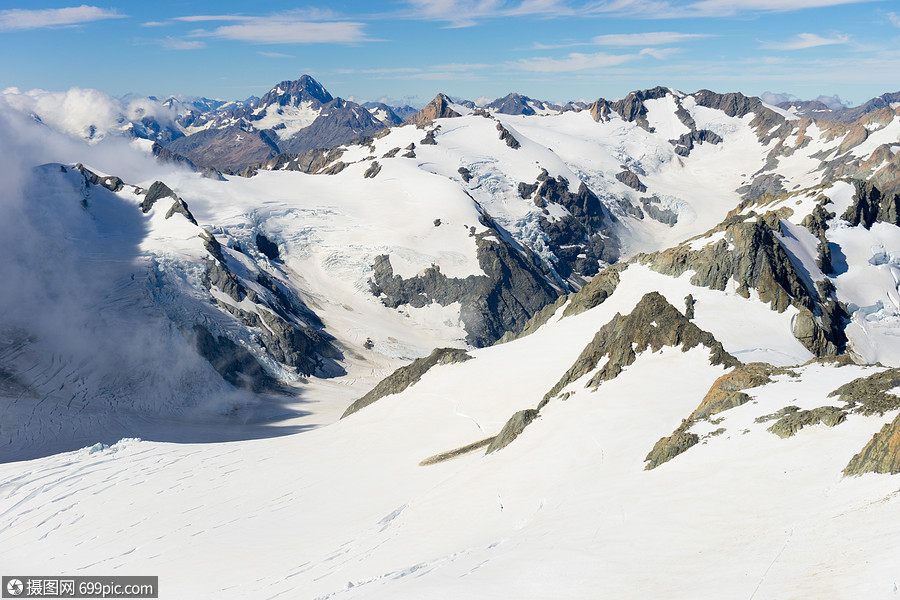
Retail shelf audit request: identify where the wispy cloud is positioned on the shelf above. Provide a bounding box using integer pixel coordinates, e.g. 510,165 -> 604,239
0,5 -> 124,32
591,32 -> 712,45
141,21 -> 169,28
682,0 -> 876,18
889,12 -> 900,27
161,37 -> 205,50
510,51 -> 640,72
761,32 -> 850,50
400,0 -> 574,27
534,31 -> 711,49
257,51 -> 294,58
173,15 -> 249,23
179,13 -> 373,44
398,0 -> 878,23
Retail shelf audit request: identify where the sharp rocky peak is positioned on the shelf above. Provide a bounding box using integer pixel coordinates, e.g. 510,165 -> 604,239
256,74 -> 334,109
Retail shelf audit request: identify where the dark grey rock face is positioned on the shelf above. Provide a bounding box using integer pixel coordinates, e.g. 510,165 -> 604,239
615,169 -> 647,192
199,231 -> 342,377
191,325 -> 279,393
369,223 -> 561,347
255,233 -> 280,261
342,347 -> 472,418
458,167 -> 472,182
485,93 -> 537,116
528,171 -> 619,281
164,198 -> 198,225
276,97 -> 385,155
257,75 -> 333,107
141,180 -> 179,213
166,125 -> 281,171
670,129 -> 723,157
497,122 -> 520,148
842,179 -> 900,228
640,197 -> 678,226
640,213 -> 846,356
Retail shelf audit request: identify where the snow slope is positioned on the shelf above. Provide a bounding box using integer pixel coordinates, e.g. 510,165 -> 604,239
2,275 -> 899,598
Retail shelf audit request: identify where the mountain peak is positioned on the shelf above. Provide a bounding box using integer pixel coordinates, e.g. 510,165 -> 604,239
405,93 -> 461,126
257,74 -> 334,109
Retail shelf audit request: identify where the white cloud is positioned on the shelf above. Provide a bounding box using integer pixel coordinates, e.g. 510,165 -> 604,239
258,51 -> 294,58
162,37 -> 205,50
760,91 -> 795,105
684,0 -> 875,17
889,12 -> 900,27
173,15 -> 249,23
141,21 -> 169,28
400,0 -> 877,23
638,47 -> 679,59
591,32 -> 711,45
400,0 -> 574,26
510,51 -> 639,72
190,17 -> 372,44
0,87 -> 177,141
0,5 -> 124,31
761,32 -> 850,50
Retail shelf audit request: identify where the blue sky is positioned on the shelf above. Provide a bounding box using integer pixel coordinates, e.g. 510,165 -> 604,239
1,1 -> 899,107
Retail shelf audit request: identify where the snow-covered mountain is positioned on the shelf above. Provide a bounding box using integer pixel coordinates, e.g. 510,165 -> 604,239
2,79 -> 900,598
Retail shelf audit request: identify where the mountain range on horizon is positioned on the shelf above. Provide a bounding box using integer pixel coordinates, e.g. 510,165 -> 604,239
6,73 -> 900,174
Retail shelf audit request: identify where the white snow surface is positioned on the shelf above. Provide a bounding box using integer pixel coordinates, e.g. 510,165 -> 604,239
1,297 -> 898,598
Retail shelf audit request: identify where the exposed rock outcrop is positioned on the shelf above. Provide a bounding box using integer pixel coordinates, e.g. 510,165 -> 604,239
828,368 -> 900,415
255,233 -> 280,261
645,363 -> 799,470
844,413 -> 900,476
419,437 -> 495,466
199,231 -> 341,377
842,180 -> 900,228
690,363 -> 796,421
527,171 -> 619,281
615,169 -> 647,192
497,123 -> 521,149
406,94 -> 461,127
364,160 -> 382,178
141,181 -> 179,213
738,174 -> 788,200
342,347 -> 472,418
191,325 -> 279,393
369,220 -> 561,347
164,197 -> 198,225
640,196 -> 678,226
543,292 -> 738,404
561,263 -> 625,318
670,129 -> 723,157
486,409 -> 540,454
767,406 -> 846,438
639,212 -> 845,356
645,425 -> 699,470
